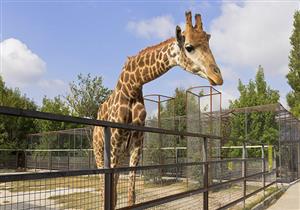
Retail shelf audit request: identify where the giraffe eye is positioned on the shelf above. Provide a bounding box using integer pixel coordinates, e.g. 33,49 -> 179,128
185,45 -> 194,53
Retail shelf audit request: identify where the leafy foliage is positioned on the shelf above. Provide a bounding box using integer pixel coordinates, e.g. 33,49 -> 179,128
0,73 -> 111,150
286,11 -> 300,119
37,96 -> 76,132
0,76 -> 38,149
226,67 -> 280,156
66,73 -> 112,118
161,87 -> 187,118
0,76 -> 38,167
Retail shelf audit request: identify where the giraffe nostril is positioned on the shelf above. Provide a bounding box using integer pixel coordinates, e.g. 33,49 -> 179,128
214,67 -> 220,74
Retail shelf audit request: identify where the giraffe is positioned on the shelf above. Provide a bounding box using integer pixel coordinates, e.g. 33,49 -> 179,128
93,11 -> 223,209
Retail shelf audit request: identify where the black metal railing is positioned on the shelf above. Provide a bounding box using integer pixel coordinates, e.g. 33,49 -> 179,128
0,106 -> 277,210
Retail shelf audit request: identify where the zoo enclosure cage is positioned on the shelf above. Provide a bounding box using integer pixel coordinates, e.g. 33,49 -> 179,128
0,127 -> 95,171
221,103 -> 300,183
143,94 -> 186,178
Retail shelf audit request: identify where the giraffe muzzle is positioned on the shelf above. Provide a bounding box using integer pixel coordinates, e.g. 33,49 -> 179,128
206,65 -> 223,86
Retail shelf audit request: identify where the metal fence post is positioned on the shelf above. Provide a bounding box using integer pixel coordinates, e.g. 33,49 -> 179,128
175,147 -> 178,181
67,150 -> 70,170
298,143 -> 300,179
104,126 -> 113,210
16,151 -> 19,169
35,153 -> 37,172
24,151 -> 27,170
203,137 -> 209,210
262,144 -> 266,197
88,150 -> 91,169
49,151 -> 52,171
242,143 -> 247,208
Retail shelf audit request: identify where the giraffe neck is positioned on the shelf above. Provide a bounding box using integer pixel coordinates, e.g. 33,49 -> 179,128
116,38 -> 181,98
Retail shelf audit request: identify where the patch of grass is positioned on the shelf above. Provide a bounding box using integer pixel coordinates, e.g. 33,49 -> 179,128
244,186 -> 280,210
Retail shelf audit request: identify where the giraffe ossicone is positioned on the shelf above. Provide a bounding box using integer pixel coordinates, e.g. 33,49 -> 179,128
93,11 -> 223,209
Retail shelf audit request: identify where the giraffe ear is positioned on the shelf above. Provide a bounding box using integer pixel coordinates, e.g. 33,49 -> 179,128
176,25 -> 185,49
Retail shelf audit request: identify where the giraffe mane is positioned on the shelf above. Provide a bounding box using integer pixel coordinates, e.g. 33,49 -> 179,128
129,37 -> 176,59
121,37 -> 176,73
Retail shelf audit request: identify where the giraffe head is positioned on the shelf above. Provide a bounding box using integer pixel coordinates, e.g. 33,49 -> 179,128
175,11 -> 223,85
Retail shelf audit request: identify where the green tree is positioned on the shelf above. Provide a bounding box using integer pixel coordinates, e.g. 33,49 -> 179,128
144,88 -> 190,182
0,76 -> 38,149
0,76 -> 38,167
228,66 -> 280,151
161,87 -> 187,118
66,73 -> 112,118
35,96 -> 84,151
161,87 -> 198,129
286,11 -> 300,118
37,96 -> 76,132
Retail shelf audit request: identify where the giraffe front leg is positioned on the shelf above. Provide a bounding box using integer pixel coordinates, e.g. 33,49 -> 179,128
111,146 -> 120,209
128,132 -> 143,206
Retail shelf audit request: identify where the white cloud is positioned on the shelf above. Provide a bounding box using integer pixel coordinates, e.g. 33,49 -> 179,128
210,1 -> 299,76
127,15 -> 176,40
0,38 -> 46,86
0,38 -> 68,104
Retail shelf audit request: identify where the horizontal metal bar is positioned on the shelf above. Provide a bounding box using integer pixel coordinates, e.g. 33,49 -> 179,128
0,161 -> 204,182
216,181 -> 277,210
0,168 -> 110,182
195,92 -> 221,97
222,145 -> 271,149
187,85 -> 221,94
0,158 -> 272,183
0,153 -> 258,164
0,149 -> 93,152
0,106 -> 224,139
207,158 -> 262,164
143,98 -> 158,103
143,94 -> 174,100
1,147 -> 188,152
186,90 -> 201,98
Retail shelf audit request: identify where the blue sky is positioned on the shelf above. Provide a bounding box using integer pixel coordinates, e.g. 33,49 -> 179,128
1,0 -> 299,109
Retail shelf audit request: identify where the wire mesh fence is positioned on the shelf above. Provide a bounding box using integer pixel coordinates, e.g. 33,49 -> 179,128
0,159 -> 277,210
221,103 -> 300,183
0,104 -> 281,210
0,138 -> 278,209
0,149 -> 97,172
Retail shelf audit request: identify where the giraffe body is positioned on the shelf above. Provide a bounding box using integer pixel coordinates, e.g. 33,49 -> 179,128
93,11 -> 223,209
